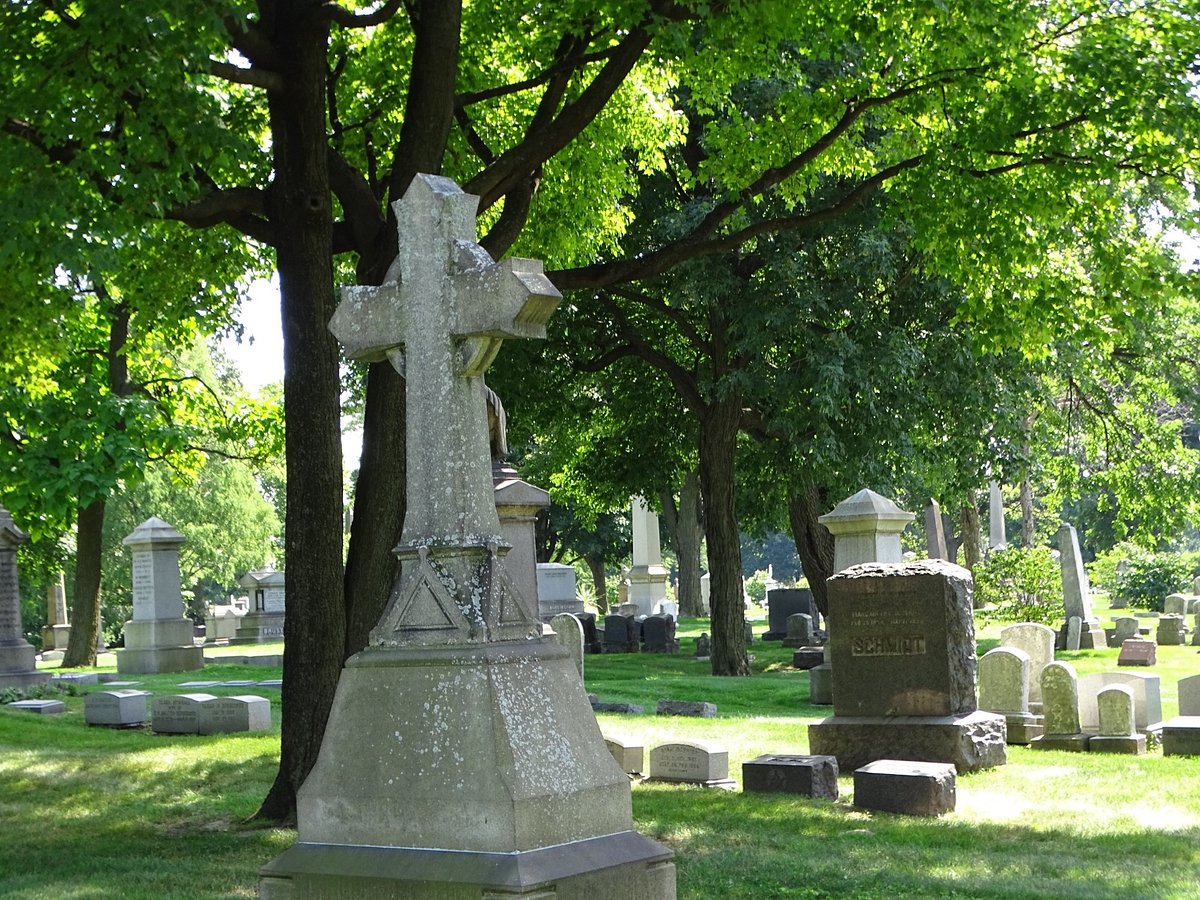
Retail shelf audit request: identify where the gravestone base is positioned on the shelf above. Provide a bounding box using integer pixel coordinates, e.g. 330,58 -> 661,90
266,640 -> 674,897
807,710 -> 1006,773
0,642 -> 51,689
808,664 -> 833,705
1003,713 -> 1044,745
852,759 -> 955,817
117,617 -> 203,674
1030,733 -> 1091,752
1160,716 -> 1200,756
1056,620 -> 1108,650
1088,734 -> 1146,755
232,611 -> 286,644
259,832 -> 677,899
742,755 -> 838,799
791,648 -> 824,669
41,623 -> 72,651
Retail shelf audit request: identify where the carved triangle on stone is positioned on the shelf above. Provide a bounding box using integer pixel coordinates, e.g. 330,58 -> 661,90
371,547 -> 472,645
480,543 -> 539,640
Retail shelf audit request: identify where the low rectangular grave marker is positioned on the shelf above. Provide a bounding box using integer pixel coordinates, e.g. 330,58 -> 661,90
151,693 -> 216,734
198,695 -> 272,734
649,741 -> 736,788
85,689 -> 150,726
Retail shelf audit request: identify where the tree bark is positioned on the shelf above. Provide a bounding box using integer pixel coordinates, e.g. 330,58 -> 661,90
660,470 -> 703,617
698,398 -> 748,675
1020,476 -> 1035,548
255,0 -> 345,824
61,500 -> 104,667
786,479 -> 835,618
961,494 -> 983,573
941,511 -> 962,565
584,552 -> 607,613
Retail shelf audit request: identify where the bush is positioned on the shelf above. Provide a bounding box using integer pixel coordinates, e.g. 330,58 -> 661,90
975,546 -> 1063,625
1111,552 -> 1190,612
743,569 -> 769,606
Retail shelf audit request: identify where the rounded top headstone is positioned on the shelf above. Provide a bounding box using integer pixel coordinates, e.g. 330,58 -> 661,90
0,505 -> 29,547
122,516 -> 185,550
818,489 -> 914,535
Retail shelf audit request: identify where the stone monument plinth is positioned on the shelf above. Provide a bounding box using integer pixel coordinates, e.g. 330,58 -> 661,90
627,497 -> 668,618
260,175 -> 674,898
0,507 -> 51,690
233,568 -> 286,644
808,560 -> 1006,772
41,571 -> 71,651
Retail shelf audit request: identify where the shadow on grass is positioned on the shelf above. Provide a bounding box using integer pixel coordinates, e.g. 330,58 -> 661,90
635,784 -> 1200,899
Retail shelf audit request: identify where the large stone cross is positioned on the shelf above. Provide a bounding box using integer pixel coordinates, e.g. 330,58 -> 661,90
329,174 -> 560,646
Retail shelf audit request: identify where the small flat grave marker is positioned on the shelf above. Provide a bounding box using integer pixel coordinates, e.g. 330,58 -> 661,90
198,695 -> 272,734
152,693 -> 216,734
853,759 -> 955,817
742,754 -> 838,799
656,699 -> 717,718
178,681 -> 222,688
1117,639 -> 1156,667
85,689 -> 150,727
604,736 -> 645,776
649,741 -> 736,789
6,699 -> 65,715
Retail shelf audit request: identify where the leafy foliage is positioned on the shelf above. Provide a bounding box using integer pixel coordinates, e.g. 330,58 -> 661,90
1108,549 -> 1192,613
976,545 -> 1064,625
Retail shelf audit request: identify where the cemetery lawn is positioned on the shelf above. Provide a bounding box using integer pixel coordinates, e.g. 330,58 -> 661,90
0,627 -> 1195,899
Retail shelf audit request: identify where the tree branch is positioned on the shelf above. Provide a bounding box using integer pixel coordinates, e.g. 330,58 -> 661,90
323,0 -> 404,28
209,59 -> 284,92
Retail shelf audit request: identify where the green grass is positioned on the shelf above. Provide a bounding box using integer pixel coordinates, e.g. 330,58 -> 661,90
4,625 -> 1200,899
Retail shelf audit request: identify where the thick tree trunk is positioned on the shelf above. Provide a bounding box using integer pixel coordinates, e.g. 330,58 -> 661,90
61,500 -> 104,667
961,494 -> 983,573
786,479 -> 835,618
584,552 -> 607,613
660,470 -> 703,617
942,511 -> 963,565
255,1 -> 344,825
698,399 -> 748,675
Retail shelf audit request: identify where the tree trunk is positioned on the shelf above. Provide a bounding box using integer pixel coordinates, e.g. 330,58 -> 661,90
698,398 -> 748,675
941,511 -> 962,565
584,552 -> 607,614
255,1 -> 344,824
961,494 -> 983,573
1020,476 -> 1035,548
661,470 -> 703,617
786,478 -> 835,618
61,500 -> 104,667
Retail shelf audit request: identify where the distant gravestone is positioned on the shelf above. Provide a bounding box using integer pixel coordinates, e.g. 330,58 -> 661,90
648,741 -> 736,788
1163,594 -> 1189,617
763,588 -> 815,640
604,737 -> 644,776
1031,662 -> 1089,751
41,571 -> 71,652
1194,611 -> 1200,646
151,693 -> 216,734
0,506 -> 51,691
1113,617 -> 1140,643
1161,716 -> 1200,757
742,755 -> 838,799
641,615 -> 678,653
233,568 -> 286,644
694,633 -> 711,659
1089,685 -> 1146,754
1118,639 -> 1157,667
924,499 -> 949,561
198,695 -> 272,735
627,497 -> 668,618
84,689 -> 150,727
978,647 -> 1042,745
603,615 -> 639,654
988,481 -> 1006,550
1178,674 -> 1200,716
6,699 -> 65,715
1066,616 -> 1083,651
536,563 -> 582,621
1156,614 -> 1187,646
853,759 -> 956,817
656,699 -> 717,718
550,613 -> 585,679
808,560 -> 1006,773
576,611 -> 602,654
117,518 -> 204,675
782,613 -> 816,649
999,622 -> 1056,708
1057,524 -> 1107,649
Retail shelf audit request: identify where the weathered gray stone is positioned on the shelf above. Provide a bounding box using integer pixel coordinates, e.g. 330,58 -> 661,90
742,755 -> 838,799
1031,662 -> 1089,751
1156,614 -> 1187,646
809,710 -> 1006,773
924,498 -> 949,561
1178,674 -> 1200,716
0,507 -> 51,691
818,490 -> 914,574
988,481 -> 1006,550
1113,616 -> 1140,642
655,699 -> 716,718
978,647 -> 1030,715
41,571 -> 71,651
1161,716 -> 1200,756
198,695 -> 272,734
782,613 -> 816,648
84,689 -> 150,726
6,699 -> 65,714
233,568 -> 286,644
550,613 -> 585,679
537,563 -> 581,621
1066,615 -> 1082,651
1088,685 -> 1149,754
604,737 -> 644,776
999,623 -> 1056,706
151,693 -> 215,734
591,701 -> 644,714
648,741 -> 735,788
1078,672 -> 1162,733
1057,524 -> 1106,649
853,759 -> 956,816
1163,594 -> 1189,617
764,588 -> 816,641
627,497 -> 667,618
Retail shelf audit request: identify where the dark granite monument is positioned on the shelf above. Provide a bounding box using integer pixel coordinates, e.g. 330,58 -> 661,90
808,560 -> 1006,773
763,587 -> 816,641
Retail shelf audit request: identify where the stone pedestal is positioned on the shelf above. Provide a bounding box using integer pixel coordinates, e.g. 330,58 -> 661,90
41,572 -> 71,651
626,497 -> 667,619
495,470 -> 552,617
0,507 -> 51,691
233,569 -> 286,644
115,518 -> 203,675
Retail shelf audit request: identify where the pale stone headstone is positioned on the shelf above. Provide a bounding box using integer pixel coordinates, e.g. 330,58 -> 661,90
742,754 -> 839,799
1066,615 -> 1082,651
924,499 -> 949,561
648,741 -> 735,788
988,481 -> 1006,549
550,613 -> 585,679
117,518 -> 204,674
264,175 -> 674,897
999,622 -> 1056,708
655,599 -> 678,618
627,497 -> 667,618
84,689 -> 151,726
1078,672 -> 1162,733
699,571 -> 711,615
1194,610 -> 1200,646
536,563 -> 581,621
782,613 -> 815,648
604,736 -> 644,776
1032,662 -> 1089,751
198,695 -> 272,734
1057,523 -> 1106,649
1163,594 -> 1189,617
233,568 -> 286,644
0,507 -> 51,691
1113,616 -> 1140,642
7,699 -> 65,714
808,560 -> 1006,772
978,647 -> 1030,714
41,571 -> 71,651
494,470 -> 550,618
1089,685 -> 1146,754
1156,614 -> 1187,646
1178,674 -> 1200,717
151,693 -> 216,734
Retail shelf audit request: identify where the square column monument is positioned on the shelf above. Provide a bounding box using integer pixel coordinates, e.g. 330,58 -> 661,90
260,175 -> 674,899
116,518 -> 203,674
1058,523 -> 1107,650
0,506 -> 51,690
627,496 -> 668,618
41,572 -> 71,652
233,568 -> 286,643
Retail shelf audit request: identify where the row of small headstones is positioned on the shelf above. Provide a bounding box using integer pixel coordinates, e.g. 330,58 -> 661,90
603,739 -> 955,817
84,690 -> 273,734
